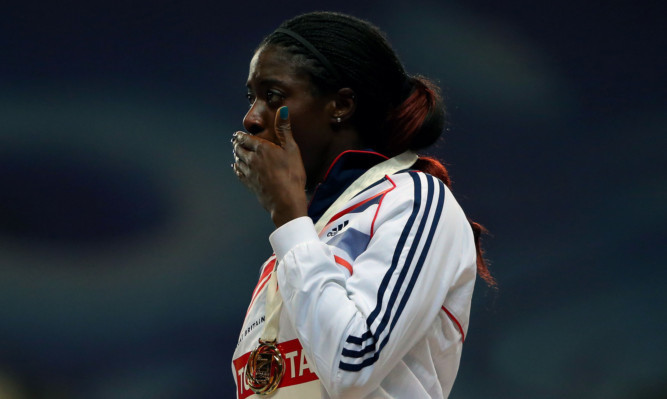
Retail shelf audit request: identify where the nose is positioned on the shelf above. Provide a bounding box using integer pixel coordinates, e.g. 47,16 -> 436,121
243,102 -> 265,135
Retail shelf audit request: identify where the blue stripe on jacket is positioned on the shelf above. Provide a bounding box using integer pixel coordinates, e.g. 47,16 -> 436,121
339,173 -> 446,371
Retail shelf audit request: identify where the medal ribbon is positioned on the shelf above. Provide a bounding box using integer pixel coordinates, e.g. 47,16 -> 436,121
262,265 -> 282,342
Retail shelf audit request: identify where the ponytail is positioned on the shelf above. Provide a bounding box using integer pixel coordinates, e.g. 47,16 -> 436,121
384,76 -> 445,157
469,220 -> 495,287
389,77 -> 496,288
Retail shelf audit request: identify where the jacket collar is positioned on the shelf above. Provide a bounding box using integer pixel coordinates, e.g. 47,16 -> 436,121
308,150 -> 388,224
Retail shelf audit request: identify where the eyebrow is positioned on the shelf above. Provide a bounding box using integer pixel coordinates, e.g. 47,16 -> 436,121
246,78 -> 286,89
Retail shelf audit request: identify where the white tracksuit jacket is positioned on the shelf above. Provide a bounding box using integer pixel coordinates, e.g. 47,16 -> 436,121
232,151 -> 477,398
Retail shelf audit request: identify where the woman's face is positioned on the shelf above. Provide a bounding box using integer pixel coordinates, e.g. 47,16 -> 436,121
243,45 -> 336,188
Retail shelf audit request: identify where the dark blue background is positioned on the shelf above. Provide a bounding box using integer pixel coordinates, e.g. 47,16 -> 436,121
0,0 -> 664,398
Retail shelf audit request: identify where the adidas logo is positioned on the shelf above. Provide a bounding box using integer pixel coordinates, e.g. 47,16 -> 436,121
327,220 -> 349,237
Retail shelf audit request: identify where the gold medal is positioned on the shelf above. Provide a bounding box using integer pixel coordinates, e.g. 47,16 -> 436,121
245,339 -> 285,395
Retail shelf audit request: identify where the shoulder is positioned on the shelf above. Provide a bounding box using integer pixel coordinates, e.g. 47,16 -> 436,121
379,170 -> 470,233
382,170 -> 451,207
361,171 -> 448,232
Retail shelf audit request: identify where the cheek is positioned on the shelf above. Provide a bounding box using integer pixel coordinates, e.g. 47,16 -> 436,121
289,122 -> 315,164
290,117 -> 324,152
288,104 -> 330,149
285,99 -> 334,173
290,119 -> 334,180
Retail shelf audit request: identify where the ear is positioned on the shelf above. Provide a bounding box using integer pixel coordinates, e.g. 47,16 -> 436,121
330,87 -> 356,124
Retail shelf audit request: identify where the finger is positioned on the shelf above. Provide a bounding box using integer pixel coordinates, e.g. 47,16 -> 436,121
274,106 -> 294,148
232,161 -> 244,180
233,131 -> 260,152
233,141 -> 252,165
234,158 -> 251,178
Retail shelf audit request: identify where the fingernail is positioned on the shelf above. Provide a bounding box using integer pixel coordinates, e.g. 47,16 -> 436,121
279,106 -> 288,120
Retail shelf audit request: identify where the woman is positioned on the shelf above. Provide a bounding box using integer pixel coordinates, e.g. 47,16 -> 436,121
231,11 -> 493,399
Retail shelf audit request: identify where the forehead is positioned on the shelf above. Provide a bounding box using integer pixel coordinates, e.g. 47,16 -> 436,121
246,45 -> 311,89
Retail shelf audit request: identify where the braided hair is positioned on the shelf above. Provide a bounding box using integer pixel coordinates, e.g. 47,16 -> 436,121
261,12 -> 495,287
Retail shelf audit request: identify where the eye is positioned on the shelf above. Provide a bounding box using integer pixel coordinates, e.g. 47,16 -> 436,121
266,90 -> 285,107
246,93 -> 256,107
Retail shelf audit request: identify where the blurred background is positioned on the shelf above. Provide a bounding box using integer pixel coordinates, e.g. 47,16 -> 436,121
0,0 -> 664,398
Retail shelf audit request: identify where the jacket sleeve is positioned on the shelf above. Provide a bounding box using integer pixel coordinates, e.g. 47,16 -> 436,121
271,172 -> 476,398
